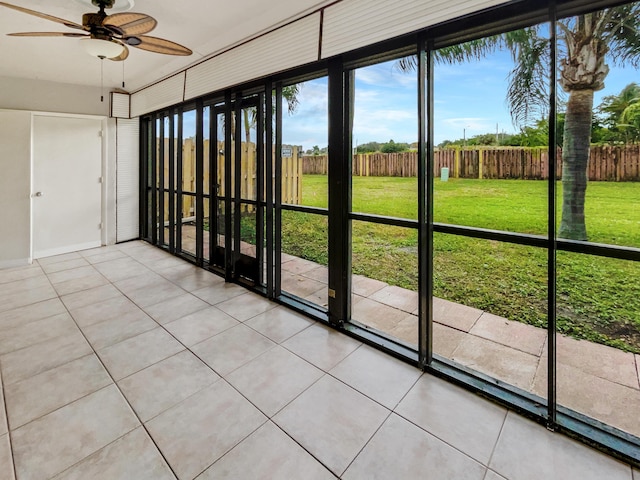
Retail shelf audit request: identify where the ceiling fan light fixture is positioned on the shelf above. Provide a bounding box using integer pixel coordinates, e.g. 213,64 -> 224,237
82,37 -> 124,59
74,0 -> 135,13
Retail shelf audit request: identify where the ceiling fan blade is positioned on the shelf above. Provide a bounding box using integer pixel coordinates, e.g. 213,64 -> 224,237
103,13 -> 157,36
0,2 -> 85,30
127,35 -> 192,56
108,43 -> 129,62
7,32 -> 89,37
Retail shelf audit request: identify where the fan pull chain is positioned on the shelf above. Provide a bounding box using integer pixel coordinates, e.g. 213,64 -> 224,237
122,61 -> 125,89
100,58 -> 104,103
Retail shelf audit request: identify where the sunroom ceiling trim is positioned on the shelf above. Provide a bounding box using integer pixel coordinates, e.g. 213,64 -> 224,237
130,72 -> 186,118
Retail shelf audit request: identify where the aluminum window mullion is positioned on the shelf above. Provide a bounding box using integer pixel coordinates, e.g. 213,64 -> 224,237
274,83 -> 283,297
158,116 -> 165,247
150,116 -> 158,246
224,92 -> 233,281
168,111 -> 176,253
256,92 -> 266,286
176,107 -> 184,253
195,100 -> 205,265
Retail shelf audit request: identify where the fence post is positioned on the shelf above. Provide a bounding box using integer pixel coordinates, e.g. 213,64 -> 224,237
455,148 -> 460,178
478,149 -> 483,179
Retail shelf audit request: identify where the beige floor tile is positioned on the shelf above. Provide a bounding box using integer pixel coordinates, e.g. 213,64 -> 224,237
533,358 -> 640,436
0,312 -> 78,355
369,285 -> 419,313
0,385 -> 6,436
301,265 -> 328,283
352,297 -> 409,333
0,330 -> 93,385
470,312 -> 547,356
433,322 -> 468,357
171,271 -> 224,291
147,381 -> 266,480
53,273 -> 110,296
192,283 -> 247,305
343,413 -> 486,480
282,323 -> 361,371
351,274 -> 387,297
388,313 -> 419,346
433,297 -> 483,332
79,245 -> 122,257
82,310 -> 158,350
36,252 -> 83,266
94,258 -> 152,282
555,334 -> 639,389
216,293 -> 278,322
198,421 -> 334,480
330,345 -> 421,409
60,284 -> 121,310
164,307 -> 239,346
69,294 -> 140,328
245,306 -> 314,344
227,346 -> 324,417
305,287 -> 329,309
0,298 -> 66,331
282,258 -> 321,275
41,258 -> 90,274
113,272 -> 166,295
83,250 -> 128,265
485,471 -> 508,480
5,354 -> 112,429
119,351 -> 219,422
47,265 -> 97,285
0,264 -> 42,285
154,263 -> 201,281
396,374 -> 507,464
0,434 -> 14,480
0,276 -> 51,299
273,375 -> 389,476
98,328 -> 185,380
192,324 -> 276,376
53,427 -> 174,480
124,281 -> 187,308
0,285 -> 58,313
143,292 -> 210,324
281,272 -> 326,298
12,385 -> 139,480
451,335 -> 540,391
490,412 -> 632,480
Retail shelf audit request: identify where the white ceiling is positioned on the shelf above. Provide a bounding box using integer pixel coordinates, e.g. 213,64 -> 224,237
0,0 -> 333,92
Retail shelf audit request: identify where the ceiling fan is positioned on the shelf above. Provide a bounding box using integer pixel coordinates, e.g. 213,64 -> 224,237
0,0 -> 192,61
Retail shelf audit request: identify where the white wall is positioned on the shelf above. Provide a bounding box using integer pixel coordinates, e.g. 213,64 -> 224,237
0,76 -> 108,117
0,110 -> 32,268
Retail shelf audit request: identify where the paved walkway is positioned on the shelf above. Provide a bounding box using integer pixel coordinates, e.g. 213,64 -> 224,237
180,225 -> 640,438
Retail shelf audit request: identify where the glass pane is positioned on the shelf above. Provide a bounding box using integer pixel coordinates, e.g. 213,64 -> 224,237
433,24 -> 549,234
556,252 -> 640,436
351,57 -> 418,219
282,77 -> 328,207
203,106 -> 211,196
240,102 -> 258,201
350,221 -> 418,346
180,194 -> 196,256
281,211 -> 328,309
433,233 -> 547,398
182,109 -> 196,194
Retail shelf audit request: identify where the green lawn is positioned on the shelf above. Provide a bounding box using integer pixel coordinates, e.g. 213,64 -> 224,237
281,175 -> 640,352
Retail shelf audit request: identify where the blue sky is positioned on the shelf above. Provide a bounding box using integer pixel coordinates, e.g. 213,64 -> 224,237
281,50 -> 638,151
182,48 -> 638,149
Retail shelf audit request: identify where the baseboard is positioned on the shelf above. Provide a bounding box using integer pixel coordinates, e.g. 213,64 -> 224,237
0,258 -> 32,270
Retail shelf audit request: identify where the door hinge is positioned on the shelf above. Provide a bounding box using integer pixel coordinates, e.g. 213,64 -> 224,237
98,177 -> 103,184
98,130 -> 103,137
98,223 -> 103,230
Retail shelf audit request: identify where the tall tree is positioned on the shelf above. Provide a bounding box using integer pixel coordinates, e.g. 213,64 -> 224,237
399,2 -> 640,240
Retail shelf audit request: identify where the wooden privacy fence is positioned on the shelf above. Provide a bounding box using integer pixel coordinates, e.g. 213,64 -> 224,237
161,139 -> 302,220
302,145 -> 640,181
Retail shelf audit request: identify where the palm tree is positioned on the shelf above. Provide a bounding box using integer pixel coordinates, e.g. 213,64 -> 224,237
400,2 -> 640,240
599,82 -> 640,142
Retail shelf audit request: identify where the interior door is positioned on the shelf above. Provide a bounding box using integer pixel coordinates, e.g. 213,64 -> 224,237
32,115 -> 103,259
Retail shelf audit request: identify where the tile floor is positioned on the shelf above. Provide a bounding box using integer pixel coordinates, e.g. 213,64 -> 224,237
0,241 -> 637,479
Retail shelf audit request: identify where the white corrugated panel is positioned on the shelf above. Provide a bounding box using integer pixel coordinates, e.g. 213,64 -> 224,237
110,92 -> 130,118
322,0 -> 510,58
184,13 -> 320,100
116,118 -> 140,242
130,72 -> 185,117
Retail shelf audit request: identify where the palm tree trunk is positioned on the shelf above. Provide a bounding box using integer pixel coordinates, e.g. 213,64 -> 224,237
559,89 -> 593,241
